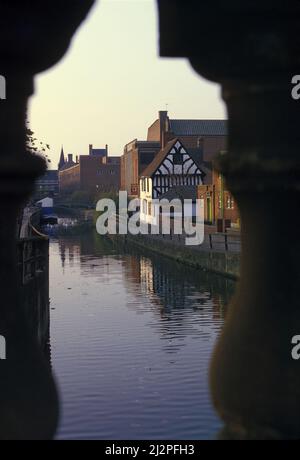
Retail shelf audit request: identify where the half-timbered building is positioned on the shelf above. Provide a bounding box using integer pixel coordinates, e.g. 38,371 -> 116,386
139,138 -> 205,224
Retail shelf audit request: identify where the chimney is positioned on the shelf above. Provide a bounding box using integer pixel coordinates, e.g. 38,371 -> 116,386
76,155 -> 79,163
105,144 -> 108,155
159,110 -> 168,148
68,154 -> 73,163
89,144 -> 93,155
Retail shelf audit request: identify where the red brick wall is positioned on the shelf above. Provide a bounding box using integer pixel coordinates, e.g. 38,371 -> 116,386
163,132 -> 195,146
59,156 -> 120,194
197,168 -> 240,228
80,156 -> 120,193
197,184 -> 215,224
120,144 -> 159,197
59,164 -> 80,192
202,136 -> 227,161
120,148 -> 139,195
163,133 -> 227,158
147,119 -> 160,142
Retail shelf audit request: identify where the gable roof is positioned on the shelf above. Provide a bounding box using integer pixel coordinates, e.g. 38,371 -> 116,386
169,119 -> 227,136
59,160 -> 76,171
141,139 -> 178,177
141,138 -> 205,178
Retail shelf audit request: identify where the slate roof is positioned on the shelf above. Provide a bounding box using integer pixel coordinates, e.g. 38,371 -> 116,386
169,119 -> 227,136
59,161 -> 76,171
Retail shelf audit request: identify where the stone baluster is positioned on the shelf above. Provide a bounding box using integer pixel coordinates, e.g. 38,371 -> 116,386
158,1 -> 300,439
0,0 -> 95,439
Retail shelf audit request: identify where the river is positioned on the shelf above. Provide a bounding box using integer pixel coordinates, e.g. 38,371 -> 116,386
47,230 -> 235,440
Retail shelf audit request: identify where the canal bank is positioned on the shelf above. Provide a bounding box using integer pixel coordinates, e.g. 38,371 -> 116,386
111,233 -> 240,280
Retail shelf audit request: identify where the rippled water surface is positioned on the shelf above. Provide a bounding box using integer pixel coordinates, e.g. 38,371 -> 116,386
49,232 -> 235,440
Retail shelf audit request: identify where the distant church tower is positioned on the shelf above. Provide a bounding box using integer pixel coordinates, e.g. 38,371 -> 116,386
58,146 -> 65,170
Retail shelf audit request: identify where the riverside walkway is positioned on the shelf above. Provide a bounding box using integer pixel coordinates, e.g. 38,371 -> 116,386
110,216 -> 241,279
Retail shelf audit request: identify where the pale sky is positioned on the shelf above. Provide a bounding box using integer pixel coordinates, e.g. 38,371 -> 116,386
29,0 -> 226,169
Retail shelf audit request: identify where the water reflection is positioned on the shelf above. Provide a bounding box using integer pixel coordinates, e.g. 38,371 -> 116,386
121,251 -> 230,355
49,231 -> 235,439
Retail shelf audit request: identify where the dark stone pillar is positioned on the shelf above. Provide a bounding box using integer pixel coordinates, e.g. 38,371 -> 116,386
158,1 -> 300,439
0,0 -> 95,439
209,79 -> 300,440
0,75 -> 56,440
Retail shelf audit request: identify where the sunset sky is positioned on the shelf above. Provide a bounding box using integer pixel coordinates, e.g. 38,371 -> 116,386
29,0 -> 226,169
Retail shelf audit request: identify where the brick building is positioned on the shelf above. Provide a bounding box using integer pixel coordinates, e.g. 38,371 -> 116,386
140,138 -> 205,224
145,110 -> 240,230
147,110 -> 227,155
89,143 -> 108,158
58,150 -> 76,172
121,110 -> 228,197
120,140 -> 160,196
59,146 -> 120,195
197,160 -> 240,230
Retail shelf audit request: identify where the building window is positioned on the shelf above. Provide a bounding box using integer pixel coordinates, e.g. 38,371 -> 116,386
218,193 -> 223,209
143,199 -> 147,214
226,194 -> 234,209
148,202 -> 152,216
173,152 -> 183,165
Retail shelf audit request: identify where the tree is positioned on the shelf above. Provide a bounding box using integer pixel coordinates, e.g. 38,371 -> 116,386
25,121 -> 51,165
